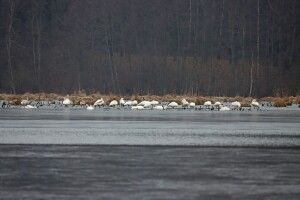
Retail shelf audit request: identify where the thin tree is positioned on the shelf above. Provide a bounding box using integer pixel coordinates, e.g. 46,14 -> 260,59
6,0 -> 16,94
256,0 -> 260,94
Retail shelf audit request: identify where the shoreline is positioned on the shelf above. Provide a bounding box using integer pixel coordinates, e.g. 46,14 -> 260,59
0,92 -> 299,107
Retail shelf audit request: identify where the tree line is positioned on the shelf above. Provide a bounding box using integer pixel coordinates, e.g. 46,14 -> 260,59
0,0 -> 299,97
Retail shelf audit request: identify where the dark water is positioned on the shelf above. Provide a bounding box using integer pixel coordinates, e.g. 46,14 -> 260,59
0,145 -> 300,199
0,108 -> 300,199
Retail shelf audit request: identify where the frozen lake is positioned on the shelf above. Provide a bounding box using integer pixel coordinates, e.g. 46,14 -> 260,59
0,108 -> 299,146
0,108 -> 300,199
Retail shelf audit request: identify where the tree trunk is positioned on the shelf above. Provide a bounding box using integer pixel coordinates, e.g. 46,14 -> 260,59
32,14 -> 37,90
188,0 -> 192,49
256,0 -> 260,95
31,1 -> 42,92
218,0 -> 224,58
249,50 -> 254,97
6,0 -> 16,94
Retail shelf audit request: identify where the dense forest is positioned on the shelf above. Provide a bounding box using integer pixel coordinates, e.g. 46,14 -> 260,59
0,0 -> 299,97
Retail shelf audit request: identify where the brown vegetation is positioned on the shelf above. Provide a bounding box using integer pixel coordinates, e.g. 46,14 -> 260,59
272,97 -> 297,107
273,99 -> 287,107
261,96 -> 300,107
1,93 -> 299,106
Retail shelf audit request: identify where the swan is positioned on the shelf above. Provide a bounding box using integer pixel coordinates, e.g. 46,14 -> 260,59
25,105 -> 37,109
143,101 -> 152,108
138,101 -> 151,108
131,105 -> 144,110
138,101 -> 148,106
131,106 -> 138,110
21,98 -> 30,105
204,101 -> 212,106
153,105 -> 164,110
138,101 -> 146,106
189,102 -> 196,108
124,100 -> 133,106
231,101 -> 241,109
251,99 -> 260,109
137,105 -> 145,110
220,105 -> 230,111
214,101 -> 221,106
109,100 -> 118,107
86,105 -> 94,110
132,100 -> 138,105
94,98 -> 104,106
214,101 -> 222,110
182,99 -> 189,107
168,102 -> 178,108
120,98 -> 126,106
63,97 -> 72,106
204,101 -> 212,109
150,100 -> 159,106
0,100 -> 4,108
0,100 -> 10,108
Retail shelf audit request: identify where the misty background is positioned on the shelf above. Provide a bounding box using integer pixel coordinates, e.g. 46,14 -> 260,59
0,0 -> 299,96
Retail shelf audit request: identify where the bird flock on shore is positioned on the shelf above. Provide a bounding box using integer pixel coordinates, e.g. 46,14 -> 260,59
0,96 -> 262,111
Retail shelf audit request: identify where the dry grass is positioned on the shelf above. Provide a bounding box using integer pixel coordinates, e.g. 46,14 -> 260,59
261,96 -> 299,105
273,98 -> 287,107
284,97 -> 293,106
241,102 -> 251,107
0,93 -> 299,106
270,96 -> 298,107
294,96 -> 300,104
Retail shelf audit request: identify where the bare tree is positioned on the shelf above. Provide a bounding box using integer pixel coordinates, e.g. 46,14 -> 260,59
0,0 -> 299,96
6,0 -> 16,93
30,0 -> 43,92
256,0 -> 260,79
249,50 -> 254,97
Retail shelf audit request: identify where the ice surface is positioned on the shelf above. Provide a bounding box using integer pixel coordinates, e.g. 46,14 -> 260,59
0,108 -> 299,146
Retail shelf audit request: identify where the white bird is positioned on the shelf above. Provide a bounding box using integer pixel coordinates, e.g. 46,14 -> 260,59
150,100 -> 159,106
138,101 -> 146,106
131,105 -> 144,110
204,101 -> 212,106
21,98 -> 30,105
220,106 -> 230,111
109,100 -> 118,107
131,106 -> 138,110
86,105 -> 94,110
137,105 -> 145,110
138,100 -> 151,106
153,105 -> 164,110
204,101 -> 212,110
124,100 -> 133,106
214,101 -> 222,110
168,102 -> 178,108
132,100 -> 138,105
94,98 -> 105,106
25,105 -> 37,109
189,102 -> 196,108
120,98 -> 126,106
251,99 -> 260,109
138,101 -> 150,107
214,101 -> 221,106
182,99 -> 189,107
63,98 -> 72,106
231,101 -> 241,109
143,101 -> 152,108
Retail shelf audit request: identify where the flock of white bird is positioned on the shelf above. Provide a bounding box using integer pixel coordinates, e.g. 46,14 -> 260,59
19,96 -> 261,111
